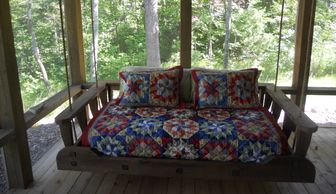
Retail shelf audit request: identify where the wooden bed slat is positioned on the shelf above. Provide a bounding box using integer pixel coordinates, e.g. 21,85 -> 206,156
77,108 -> 88,132
264,93 -> 272,110
283,114 -> 296,139
89,98 -> 99,116
271,102 -> 282,121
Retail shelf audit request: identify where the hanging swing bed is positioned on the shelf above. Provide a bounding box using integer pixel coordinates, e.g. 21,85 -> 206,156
55,0 -> 318,182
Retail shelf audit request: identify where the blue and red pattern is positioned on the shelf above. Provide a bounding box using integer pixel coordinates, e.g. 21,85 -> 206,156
149,70 -> 180,106
86,101 -> 288,163
192,72 -> 227,108
119,66 -> 182,107
192,69 -> 259,108
228,70 -> 259,107
119,72 -> 150,106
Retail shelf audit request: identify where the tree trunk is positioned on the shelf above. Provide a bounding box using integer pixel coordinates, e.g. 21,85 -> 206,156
27,0 -> 50,90
145,0 -> 161,67
208,1 -> 213,61
223,0 -> 232,69
89,0 -> 99,81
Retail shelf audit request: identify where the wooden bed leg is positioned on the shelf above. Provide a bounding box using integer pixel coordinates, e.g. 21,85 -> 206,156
59,121 -> 74,146
294,128 -> 313,156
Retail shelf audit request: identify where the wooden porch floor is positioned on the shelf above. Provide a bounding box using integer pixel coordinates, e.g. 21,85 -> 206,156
7,127 -> 336,194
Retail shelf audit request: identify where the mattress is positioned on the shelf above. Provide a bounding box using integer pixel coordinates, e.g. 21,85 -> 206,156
82,101 -> 289,163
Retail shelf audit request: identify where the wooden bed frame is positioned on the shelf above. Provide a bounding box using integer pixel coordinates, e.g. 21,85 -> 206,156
55,81 -> 318,182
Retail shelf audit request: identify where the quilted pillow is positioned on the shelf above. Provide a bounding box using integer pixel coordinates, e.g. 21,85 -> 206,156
192,68 -> 259,108
118,66 -> 182,107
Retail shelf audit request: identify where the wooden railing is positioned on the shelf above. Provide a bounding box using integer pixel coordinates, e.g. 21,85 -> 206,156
0,128 -> 14,147
24,85 -> 82,128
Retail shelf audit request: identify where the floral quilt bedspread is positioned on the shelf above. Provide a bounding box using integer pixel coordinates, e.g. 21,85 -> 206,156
85,101 -> 288,163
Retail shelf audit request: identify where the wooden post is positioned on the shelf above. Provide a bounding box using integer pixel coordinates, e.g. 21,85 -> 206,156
180,0 -> 192,68
64,0 -> 86,85
292,0 -> 316,110
0,0 -> 33,188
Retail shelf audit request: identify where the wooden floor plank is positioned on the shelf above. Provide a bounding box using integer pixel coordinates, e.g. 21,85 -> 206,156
314,131 -> 336,158
96,173 -> 118,194
308,142 -> 336,186
39,170 -> 70,194
32,141 -> 63,181
54,171 -> 81,194
68,172 -> 94,194
166,177 -> 182,194
286,183 -> 308,194
310,139 -> 336,177
311,169 -> 336,194
276,182 -> 294,194
27,162 -> 59,194
302,183 -> 322,194
110,174 -> 128,194
82,172 -> 105,194
26,161 -> 57,192
123,175 -> 142,194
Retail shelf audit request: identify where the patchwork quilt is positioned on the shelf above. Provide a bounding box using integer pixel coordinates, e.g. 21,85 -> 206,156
83,101 -> 288,163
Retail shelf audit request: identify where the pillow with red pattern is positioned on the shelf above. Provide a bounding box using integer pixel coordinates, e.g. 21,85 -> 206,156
191,68 -> 259,108
118,66 -> 182,107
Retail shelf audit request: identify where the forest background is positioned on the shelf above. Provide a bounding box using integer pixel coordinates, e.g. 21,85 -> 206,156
9,0 -> 336,111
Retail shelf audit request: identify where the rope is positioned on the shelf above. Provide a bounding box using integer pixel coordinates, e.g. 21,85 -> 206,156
59,0 -> 72,110
90,0 -> 98,88
275,0 -> 285,92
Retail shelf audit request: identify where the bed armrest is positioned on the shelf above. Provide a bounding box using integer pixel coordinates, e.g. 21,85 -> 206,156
261,84 -> 318,156
55,81 -> 115,146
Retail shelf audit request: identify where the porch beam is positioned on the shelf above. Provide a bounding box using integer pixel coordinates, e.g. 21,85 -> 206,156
292,0 -> 316,109
64,0 -> 86,84
0,0 -> 33,188
180,0 -> 192,68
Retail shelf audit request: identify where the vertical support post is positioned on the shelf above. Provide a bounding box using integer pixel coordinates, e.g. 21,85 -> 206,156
64,0 -> 86,85
292,0 -> 316,110
0,0 -> 33,188
180,0 -> 192,68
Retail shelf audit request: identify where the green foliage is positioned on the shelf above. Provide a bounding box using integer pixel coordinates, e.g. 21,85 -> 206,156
10,0 -> 67,110
9,0 -> 336,110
